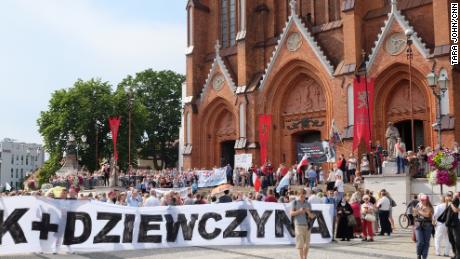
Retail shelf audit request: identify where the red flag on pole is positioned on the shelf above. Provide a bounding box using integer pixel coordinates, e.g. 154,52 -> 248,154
108,117 -> 121,161
252,172 -> 261,192
353,77 -> 374,151
258,114 -> 272,165
297,154 -> 309,173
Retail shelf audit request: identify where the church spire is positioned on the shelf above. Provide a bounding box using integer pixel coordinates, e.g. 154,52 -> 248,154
391,0 -> 398,13
289,0 -> 297,16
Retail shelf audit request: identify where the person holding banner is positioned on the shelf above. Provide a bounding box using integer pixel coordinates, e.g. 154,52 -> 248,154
291,188 -> 316,259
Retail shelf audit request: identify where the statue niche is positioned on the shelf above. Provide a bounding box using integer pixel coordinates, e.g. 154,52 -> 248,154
283,79 -> 326,115
386,81 -> 426,117
215,111 -> 236,138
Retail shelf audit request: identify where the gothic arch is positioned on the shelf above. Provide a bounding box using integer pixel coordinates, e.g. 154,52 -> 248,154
374,63 -> 433,149
261,60 -> 332,166
199,97 -> 237,168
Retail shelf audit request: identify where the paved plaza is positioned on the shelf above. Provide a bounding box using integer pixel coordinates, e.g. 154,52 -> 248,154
4,229 -> 450,259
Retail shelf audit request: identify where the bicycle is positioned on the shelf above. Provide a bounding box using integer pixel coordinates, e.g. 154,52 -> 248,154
398,213 -> 410,229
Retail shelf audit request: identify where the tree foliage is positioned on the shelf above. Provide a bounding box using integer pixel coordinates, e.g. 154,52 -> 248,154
37,69 -> 184,183
119,69 -> 185,169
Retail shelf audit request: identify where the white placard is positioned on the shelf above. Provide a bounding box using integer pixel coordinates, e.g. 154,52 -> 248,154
234,154 -> 253,170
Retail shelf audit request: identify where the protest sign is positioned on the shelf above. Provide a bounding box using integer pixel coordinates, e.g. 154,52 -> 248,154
0,197 -> 334,255
296,141 -> 336,163
153,187 -> 190,198
196,167 -> 227,188
234,154 -> 253,170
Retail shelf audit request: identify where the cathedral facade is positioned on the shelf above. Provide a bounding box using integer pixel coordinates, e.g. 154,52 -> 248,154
181,0 -> 459,169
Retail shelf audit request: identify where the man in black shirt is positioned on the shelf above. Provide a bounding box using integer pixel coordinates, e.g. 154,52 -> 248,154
447,192 -> 460,259
218,190 -> 232,203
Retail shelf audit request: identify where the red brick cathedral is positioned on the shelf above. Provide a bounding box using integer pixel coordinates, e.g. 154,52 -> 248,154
181,0 -> 459,170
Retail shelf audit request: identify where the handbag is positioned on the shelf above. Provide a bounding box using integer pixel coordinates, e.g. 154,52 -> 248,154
411,226 -> 416,242
364,214 -> 376,222
437,207 -> 449,223
347,214 -> 357,227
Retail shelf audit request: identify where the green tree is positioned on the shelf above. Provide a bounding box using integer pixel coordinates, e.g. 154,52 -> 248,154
119,69 -> 184,169
37,79 -> 114,173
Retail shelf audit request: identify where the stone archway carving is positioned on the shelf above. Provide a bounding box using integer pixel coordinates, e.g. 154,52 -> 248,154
283,78 -> 326,115
386,79 -> 427,119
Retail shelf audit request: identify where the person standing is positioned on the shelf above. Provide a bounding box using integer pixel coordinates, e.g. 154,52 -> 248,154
394,138 -> 407,174
226,164 -> 233,185
306,166 -> 317,189
347,154 -> 357,184
361,195 -> 375,242
290,189 -> 315,259
326,168 -> 336,191
337,154 -> 347,182
407,195 -> 419,226
350,194 -> 363,238
413,194 -> 434,259
336,196 -> 354,241
376,189 -> 392,236
447,192 -> 460,259
360,155 -> 370,175
433,194 -> 452,257
373,141 -> 384,175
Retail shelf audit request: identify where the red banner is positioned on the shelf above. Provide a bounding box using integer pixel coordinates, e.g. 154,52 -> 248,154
108,117 -> 121,161
258,114 -> 272,164
353,77 -> 374,151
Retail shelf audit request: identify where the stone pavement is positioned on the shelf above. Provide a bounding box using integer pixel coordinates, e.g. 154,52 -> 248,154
3,229 -> 450,259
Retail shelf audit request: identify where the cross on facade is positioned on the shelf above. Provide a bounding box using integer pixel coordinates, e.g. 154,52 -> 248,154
32,213 -> 58,240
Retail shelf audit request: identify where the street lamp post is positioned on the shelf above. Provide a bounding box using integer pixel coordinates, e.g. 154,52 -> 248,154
128,89 -> 134,179
426,67 -> 448,148
95,120 -> 103,171
405,28 -> 416,152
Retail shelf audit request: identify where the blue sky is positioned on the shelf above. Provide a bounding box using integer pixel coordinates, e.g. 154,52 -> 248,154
0,0 -> 186,144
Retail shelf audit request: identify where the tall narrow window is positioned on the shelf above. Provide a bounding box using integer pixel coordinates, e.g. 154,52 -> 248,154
221,0 -> 237,48
347,84 -> 354,126
186,112 -> 192,144
187,8 -> 193,47
440,68 -> 450,115
239,104 -> 246,138
328,0 -> 341,22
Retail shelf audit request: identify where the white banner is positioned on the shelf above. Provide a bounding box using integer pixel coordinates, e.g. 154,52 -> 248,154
0,197 -> 334,255
196,167 -> 227,188
153,188 -> 190,199
234,154 -> 253,170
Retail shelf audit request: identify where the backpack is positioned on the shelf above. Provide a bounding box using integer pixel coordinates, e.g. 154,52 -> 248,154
390,198 -> 397,207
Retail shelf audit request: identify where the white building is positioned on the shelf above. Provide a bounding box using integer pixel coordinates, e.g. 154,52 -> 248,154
0,138 -> 44,189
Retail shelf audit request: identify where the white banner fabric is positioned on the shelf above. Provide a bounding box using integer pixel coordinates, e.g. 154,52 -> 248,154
234,154 -> 253,170
153,187 -> 190,198
196,167 -> 227,188
0,197 -> 334,255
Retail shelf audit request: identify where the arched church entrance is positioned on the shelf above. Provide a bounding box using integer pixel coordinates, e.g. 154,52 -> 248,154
200,98 -> 237,168
220,140 -> 236,167
375,64 -> 431,152
263,62 -> 331,166
394,120 -> 424,151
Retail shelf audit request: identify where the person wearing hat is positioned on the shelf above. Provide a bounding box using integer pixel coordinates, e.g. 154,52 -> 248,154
413,194 -> 434,259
